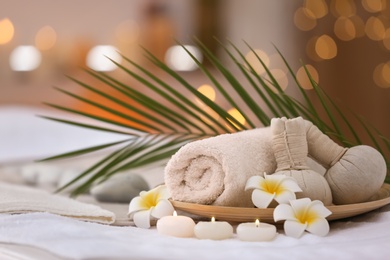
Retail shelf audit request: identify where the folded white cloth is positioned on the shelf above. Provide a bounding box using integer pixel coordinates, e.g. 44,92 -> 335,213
0,182 -> 115,224
0,206 -> 390,259
165,128 -> 276,207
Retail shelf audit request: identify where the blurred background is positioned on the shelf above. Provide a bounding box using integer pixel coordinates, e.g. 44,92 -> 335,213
0,0 -> 389,155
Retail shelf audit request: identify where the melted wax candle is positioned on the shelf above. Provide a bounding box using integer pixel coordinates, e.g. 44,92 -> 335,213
237,219 -> 277,242
194,217 -> 233,240
156,211 -> 196,238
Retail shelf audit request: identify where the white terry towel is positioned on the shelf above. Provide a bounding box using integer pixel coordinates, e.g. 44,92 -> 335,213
164,128 -> 276,207
0,182 -> 115,224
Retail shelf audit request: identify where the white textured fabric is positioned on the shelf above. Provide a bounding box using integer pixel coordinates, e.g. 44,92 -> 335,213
0,207 -> 390,259
0,182 -> 115,224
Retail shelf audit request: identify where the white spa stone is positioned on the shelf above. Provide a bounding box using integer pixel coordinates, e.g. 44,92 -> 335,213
194,217 -> 233,240
236,220 -> 277,242
157,211 -> 196,238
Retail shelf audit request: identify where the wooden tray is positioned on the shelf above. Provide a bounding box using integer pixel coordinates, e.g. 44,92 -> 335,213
171,183 -> 390,223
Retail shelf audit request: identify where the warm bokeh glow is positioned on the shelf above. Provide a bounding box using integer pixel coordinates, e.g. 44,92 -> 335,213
294,7 -> 317,31
165,45 -> 202,71
264,69 -> 288,92
334,17 -> 356,41
115,19 -> 140,44
350,15 -> 366,38
9,45 -> 42,71
315,35 -> 337,60
244,49 -> 270,75
296,65 -> 319,90
86,45 -> 122,71
35,26 -> 57,51
362,0 -> 386,13
197,84 -> 216,101
373,62 -> 390,88
0,18 -> 14,44
384,29 -> 390,50
330,0 -> 356,17
304,0 -> 328,18
227,108 -> 246,128
365,16 -> 386,41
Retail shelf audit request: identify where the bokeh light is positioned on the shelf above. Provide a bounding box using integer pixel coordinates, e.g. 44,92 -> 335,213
365,16 -> 386,41
197,84 -> 216,101
115,19 -> 140,44
35,26 -> 57,51
334,17 -> 356,41
0,18 -> 14,44
244,49 -> 270,75
349,15 -> 366,38
86,45 -> 122,71
227,108 -> 246,128
384,28 -> 390,50
330,0 -> 356,17
294,7 -> 317,31
362,0 -> 386,13
304,0 -> 328,19
9,45 -> 42,71
373,62 -> 390,88
264,69 -> 288,92
315,34 -> 337,60
165,45 -> 202,71
306,36 -> 323,61
296,65 -> 319,90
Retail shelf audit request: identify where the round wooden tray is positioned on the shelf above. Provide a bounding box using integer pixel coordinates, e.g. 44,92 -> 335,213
171,183 -> 390,223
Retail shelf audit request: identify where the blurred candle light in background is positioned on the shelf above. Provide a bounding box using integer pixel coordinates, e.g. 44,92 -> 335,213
294,7 -> 317,31
334,17 -> 356,41
304,0 -> 328,19
0,18 -> 15,44
315,34 -> 337,60
362,0 -> 386,13
373,62 -> 390,89
296,64 -> 319,90
9,45 -> 42,71
244,49 -> 270,75
165,45 -> 202,71
227,108 -> 246,128
365,17 -> 386,41
86,45 -> 122,71
35,26 -> 57,51
197,84 -> 216,101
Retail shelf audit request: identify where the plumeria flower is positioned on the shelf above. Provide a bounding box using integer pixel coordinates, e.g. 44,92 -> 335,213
128,185 -> 174,228
274,198 -> 332,238
245,173 -> 302,208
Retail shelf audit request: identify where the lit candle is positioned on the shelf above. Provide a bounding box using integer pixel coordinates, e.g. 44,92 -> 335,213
236,219 -> 277,242
156,211 -> 196,238
194,217 -> 233,240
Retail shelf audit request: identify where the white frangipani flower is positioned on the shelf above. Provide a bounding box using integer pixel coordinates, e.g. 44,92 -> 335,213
245,173 -> 302,208
128,185 -> 174,228
274,198 -> 332,238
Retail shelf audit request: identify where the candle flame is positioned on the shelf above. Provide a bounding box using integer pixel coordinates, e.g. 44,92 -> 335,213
211,217 -> 215,222
173,211 -> 177,217
255,219 -> 260,227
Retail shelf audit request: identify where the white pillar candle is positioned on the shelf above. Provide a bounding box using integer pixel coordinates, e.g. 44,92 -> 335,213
194,217 -> 233,240
237,219 -> 277,242
157,211 -> 196,238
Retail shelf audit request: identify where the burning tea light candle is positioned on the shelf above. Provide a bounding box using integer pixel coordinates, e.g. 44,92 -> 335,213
237,219 -> 277,242
156,211 -> 196,238
194,217 -> 233,240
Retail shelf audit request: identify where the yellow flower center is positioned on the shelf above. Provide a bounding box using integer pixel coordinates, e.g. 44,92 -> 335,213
261,179 -> 282,195
295,208 -> 318,225
140,191 -> 160,209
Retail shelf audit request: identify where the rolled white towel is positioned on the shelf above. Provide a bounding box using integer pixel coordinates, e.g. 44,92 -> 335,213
164,128 -> 276,207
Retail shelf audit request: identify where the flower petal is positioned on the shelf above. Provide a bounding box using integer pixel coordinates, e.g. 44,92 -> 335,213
133,210 -> 152,229
128,196 -> 149,217
290,198 -> 312,214
151,199 -> 174,219
308,200 -> 332,218
155,185 -> 171,201
251,189 -> 275,208
284,220 -> 307,238
279,177 -> 302,192
273,204 -> 295,222
245,176 -> 264,191
274,190 -> 296,204
306,218 -> 330,237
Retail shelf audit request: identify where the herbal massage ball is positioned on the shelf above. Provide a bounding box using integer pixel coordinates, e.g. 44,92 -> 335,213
271,117 -> 333,205
305,120 -> 386,205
